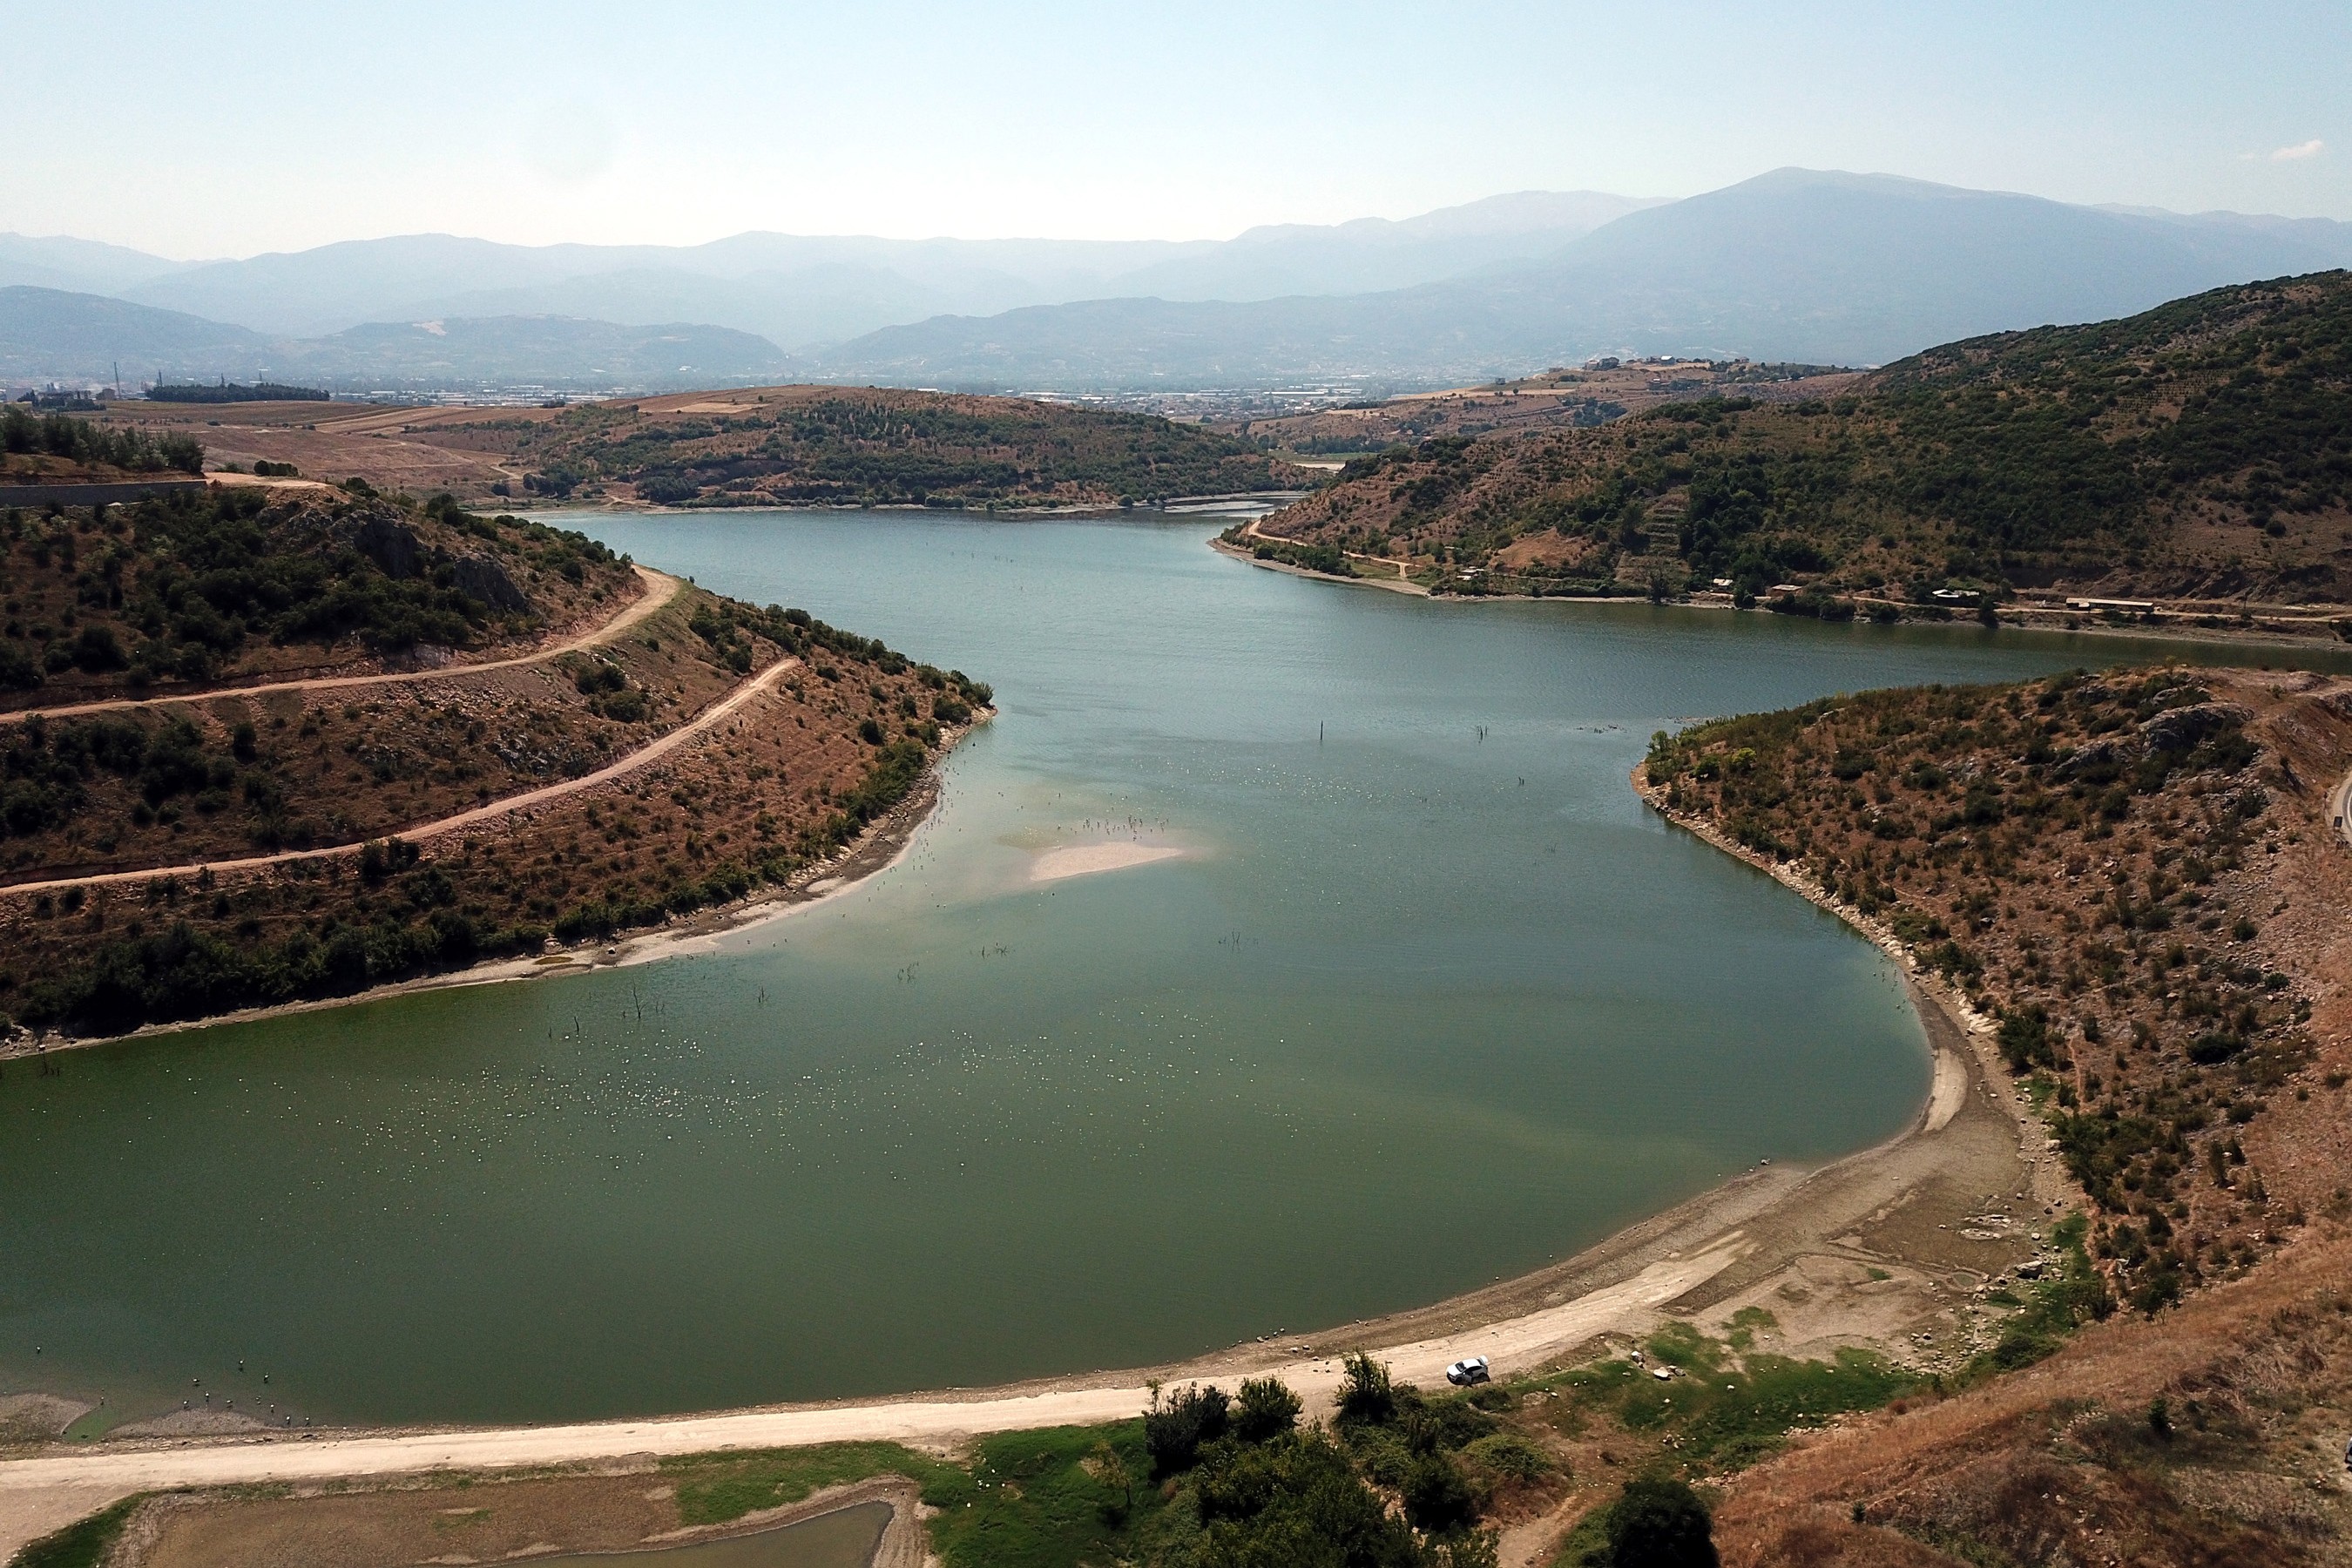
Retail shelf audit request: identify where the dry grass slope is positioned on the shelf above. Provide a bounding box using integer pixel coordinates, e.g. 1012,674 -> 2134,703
1644,664 -> 2352,1565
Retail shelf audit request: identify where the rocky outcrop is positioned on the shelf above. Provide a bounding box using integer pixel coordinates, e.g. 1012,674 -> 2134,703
450,551 -> 525,611
2141,700 -> 2253,753
354,512 -> 423,579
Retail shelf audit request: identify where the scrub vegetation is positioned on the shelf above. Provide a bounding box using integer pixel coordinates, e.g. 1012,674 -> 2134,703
1644,668 -> 2325,1311
656,1342 -> 1923,1566
1220,359 -> 1854,456
1635,662 -> 2352,1565
0,487 -> 988,1038
2,458 -> 636,700
491,386 -> 1301,508
1254,272 -> 2352,612
2,405 -> 204,483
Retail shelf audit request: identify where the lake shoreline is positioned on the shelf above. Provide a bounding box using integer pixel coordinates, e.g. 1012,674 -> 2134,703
3,717 -> 987,1061
1627,763 -> 2056,1178
0,762 -> 2058,1513
1213,534 -> 2352,652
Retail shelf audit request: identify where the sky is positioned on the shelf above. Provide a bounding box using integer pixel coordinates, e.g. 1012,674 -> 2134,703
7,0 -> 2349,259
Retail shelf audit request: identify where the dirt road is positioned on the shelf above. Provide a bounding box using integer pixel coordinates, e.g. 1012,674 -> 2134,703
0,646 -> 794,898
3,564 -> 679,725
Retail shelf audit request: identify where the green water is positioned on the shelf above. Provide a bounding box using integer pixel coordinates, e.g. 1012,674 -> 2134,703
5,511 -> 2343,1430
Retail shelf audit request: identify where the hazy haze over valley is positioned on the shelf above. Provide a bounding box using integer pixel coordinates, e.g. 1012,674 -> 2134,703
3,3 -> 2345,396
6,175 -> 2351,393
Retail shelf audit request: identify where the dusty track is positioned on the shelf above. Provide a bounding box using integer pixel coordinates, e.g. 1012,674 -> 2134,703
0,646 -> 795,898
0,1244 -> 1739,1532
2,564 -> 679,724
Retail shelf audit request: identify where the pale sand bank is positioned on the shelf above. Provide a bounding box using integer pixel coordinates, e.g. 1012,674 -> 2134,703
1029,841 -> 1186,882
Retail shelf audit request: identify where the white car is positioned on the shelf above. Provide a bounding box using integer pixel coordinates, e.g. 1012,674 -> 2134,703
1445,1356 -> 1490,1387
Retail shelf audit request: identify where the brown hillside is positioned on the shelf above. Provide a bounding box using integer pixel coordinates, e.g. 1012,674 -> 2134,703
0,484 -> 989,1041
87,384 -> 1307,510
1639,664 -> 2352,1564
1257,273 -> 2352,618
1218,361 -> 1858,456
2,486 -> 637,709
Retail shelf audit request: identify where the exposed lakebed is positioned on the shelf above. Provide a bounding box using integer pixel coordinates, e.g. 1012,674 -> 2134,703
6,510 -> 2343,1429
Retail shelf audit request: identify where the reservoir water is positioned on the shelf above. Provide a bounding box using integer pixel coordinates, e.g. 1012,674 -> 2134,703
4,511 -> 2340,1430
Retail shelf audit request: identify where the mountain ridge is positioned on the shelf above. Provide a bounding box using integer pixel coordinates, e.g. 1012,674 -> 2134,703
811,170 -> 2352,388
0,286 -> 790,392
10,173 -> 2352,394
70,191 -> 1657,345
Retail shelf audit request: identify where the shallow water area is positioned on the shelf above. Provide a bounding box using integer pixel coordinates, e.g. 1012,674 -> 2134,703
6,509 -> 2346,1430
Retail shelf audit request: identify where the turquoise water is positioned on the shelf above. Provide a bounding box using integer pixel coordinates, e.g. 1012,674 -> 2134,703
4,511 -> 2339,1430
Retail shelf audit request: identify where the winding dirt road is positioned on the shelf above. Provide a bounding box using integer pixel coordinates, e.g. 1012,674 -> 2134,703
2,564 -> 680,725
0,648 -> 796,898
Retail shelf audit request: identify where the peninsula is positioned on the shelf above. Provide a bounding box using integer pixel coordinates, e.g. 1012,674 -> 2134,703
0,432 -> 990,1042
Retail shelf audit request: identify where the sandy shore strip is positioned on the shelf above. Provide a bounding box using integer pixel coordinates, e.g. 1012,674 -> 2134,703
0,1242 -> 1742,1521
1029,841 -> 1186,882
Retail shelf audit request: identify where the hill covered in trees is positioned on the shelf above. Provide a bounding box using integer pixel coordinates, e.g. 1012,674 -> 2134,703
1255,272 -> 2352,612
2,442 -> 633,701
0,476 -> 987,1037
494,386 -> 1305,508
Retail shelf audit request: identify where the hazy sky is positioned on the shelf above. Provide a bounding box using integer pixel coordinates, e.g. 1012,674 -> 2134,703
9,1 -> 2348,258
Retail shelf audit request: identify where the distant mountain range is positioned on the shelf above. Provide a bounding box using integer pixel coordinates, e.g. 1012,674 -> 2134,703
0,191 -> 1659,349
808,170 -> 2352,387
3,172 -> 2349,394
0,287 -> 789,392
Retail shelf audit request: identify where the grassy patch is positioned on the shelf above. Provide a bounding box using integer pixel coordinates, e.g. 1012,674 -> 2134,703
1549,1502 -> 1612,1566
1724,1306 -> 1777,1352
929,1423 -> 1158,1568
1551,1328 -> 1918,1474
9,1497 -> 142,1568
661,1441 -> 961,1527
1960,1213 -> 2113,1379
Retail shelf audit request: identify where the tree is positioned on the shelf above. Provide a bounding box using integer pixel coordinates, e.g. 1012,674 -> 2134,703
1402,1452 -> 1476,1532
1091,1438 -> 1133,1523
1335,1351 -> 1397,1426
1233,1375 -> 1304,1442
1604,1477 -> 1718,1568
1145,1382 -> 1231,1475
